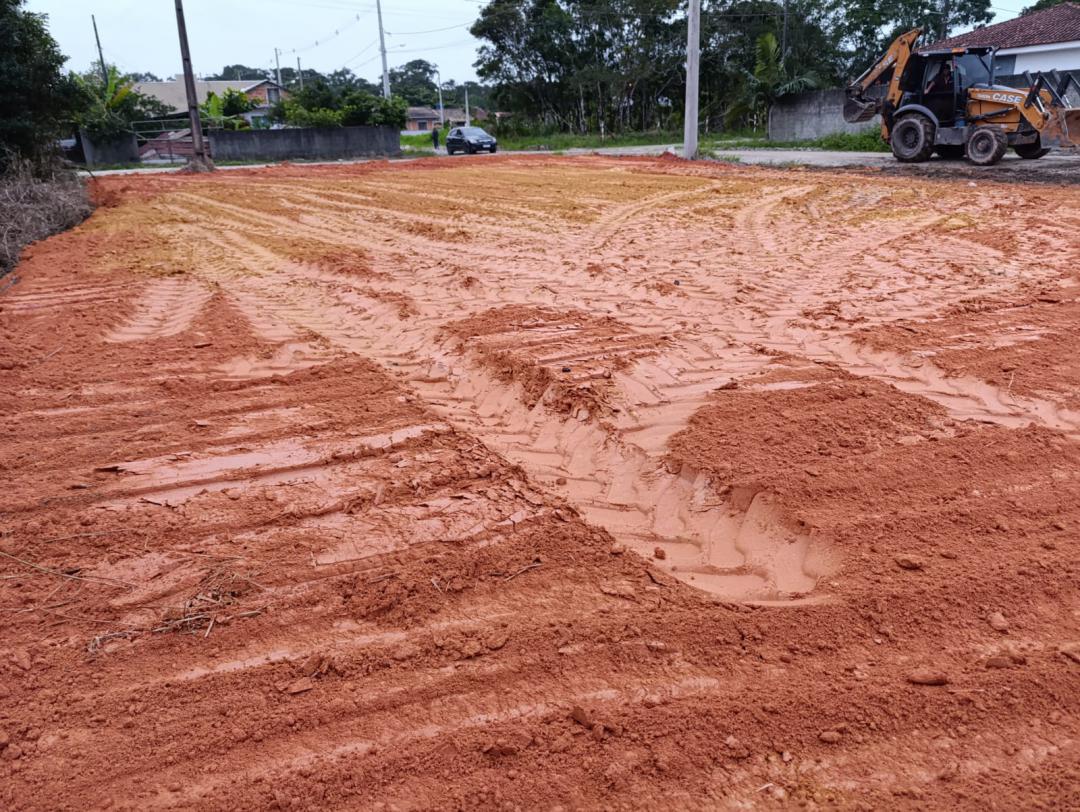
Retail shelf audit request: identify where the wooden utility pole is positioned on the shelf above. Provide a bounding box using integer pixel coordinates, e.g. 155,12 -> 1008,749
274,48 -> 283,88
297,57 -> 304,90
92,14 -> 108,86
173,0 -> 212,171
376,0 -> 390,98
682,0 -> 701,160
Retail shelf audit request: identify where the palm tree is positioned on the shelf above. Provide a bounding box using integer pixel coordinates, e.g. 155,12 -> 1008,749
726,32 -> 819,131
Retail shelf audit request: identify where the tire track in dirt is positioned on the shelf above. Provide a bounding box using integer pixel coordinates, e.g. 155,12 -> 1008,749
106,277 -> 214,343
154,166 -> 1080,603
4,158 -> 1080,811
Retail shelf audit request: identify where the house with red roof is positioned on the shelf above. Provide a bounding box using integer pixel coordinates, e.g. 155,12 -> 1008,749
927,2 -> 1080,87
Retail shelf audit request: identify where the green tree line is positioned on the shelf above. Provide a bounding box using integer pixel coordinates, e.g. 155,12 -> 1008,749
470,0 -> 996,134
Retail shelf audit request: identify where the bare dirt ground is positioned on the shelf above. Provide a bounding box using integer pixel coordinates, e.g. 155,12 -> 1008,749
1,155 -> 1079,810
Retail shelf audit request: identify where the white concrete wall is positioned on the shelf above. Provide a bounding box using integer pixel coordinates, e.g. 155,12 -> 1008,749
1000,41 -> 1080,74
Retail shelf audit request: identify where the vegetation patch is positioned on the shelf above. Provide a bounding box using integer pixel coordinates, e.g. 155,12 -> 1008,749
0,161 -> 91,276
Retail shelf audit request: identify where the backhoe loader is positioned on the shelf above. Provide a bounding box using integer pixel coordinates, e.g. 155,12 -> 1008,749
844,28 -> 1080,164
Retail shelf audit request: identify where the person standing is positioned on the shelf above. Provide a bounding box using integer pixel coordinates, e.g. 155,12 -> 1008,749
432,127 -> 440,150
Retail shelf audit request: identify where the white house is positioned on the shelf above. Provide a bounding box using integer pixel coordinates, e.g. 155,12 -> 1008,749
928,2 -> 1080,87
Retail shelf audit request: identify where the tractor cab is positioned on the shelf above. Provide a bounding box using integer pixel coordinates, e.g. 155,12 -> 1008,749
896,47 -> 997,128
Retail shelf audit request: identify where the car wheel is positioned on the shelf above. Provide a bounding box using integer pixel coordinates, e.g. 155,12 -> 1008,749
966,126 -> 1007,166
447,147 -> 455,155
890,114 -> 935,163
490,145 -> 497,153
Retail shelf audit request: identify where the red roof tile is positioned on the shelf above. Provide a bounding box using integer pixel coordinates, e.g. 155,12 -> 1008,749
926,2 -> 1080,50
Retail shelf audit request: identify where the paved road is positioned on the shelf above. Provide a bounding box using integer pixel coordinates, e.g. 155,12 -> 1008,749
83,144 -> 1079,176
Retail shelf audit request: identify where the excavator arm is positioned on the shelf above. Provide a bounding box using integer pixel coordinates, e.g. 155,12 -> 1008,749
844,28 -> 923,123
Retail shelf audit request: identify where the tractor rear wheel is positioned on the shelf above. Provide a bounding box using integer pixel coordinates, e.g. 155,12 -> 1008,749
890,114 -> 935,163
966,126 -> 1007,166
934,145 -> 965,160
1014,140 -> 1050,159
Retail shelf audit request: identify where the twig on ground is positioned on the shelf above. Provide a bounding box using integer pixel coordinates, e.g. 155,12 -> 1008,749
0,549 -> 133,588
503,561 -> 542,582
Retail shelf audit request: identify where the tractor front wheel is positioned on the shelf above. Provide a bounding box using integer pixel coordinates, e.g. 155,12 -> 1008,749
890,114 -> 935,163
967,126 -> 1008,166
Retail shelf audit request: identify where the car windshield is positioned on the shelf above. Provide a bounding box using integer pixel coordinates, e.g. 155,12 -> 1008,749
463,128 -> 489,137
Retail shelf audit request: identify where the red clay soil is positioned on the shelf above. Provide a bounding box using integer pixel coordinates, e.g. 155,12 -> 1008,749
0,156 -> 1078,810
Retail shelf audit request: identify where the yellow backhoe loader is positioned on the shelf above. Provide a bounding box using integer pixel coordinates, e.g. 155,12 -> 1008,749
844,28 -> 1080,164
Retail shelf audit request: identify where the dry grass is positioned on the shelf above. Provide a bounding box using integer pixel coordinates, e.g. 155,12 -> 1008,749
0,160 -> 92,276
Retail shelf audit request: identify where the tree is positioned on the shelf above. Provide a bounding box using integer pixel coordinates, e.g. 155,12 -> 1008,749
74,66 -> 173,140
221,88 -> 254,117
830,0 -> 993,75
201,89 -> 253,130
0,0 -> 84,170
326,68 -> 380,96
1021,0 -> 1066,13
389,59 -> 439,106
206,64 -> 271,81
127,71 -> 163,83
726,32 -> 819,129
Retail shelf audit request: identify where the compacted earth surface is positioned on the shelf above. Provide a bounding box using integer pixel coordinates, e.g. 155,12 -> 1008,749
1,155 -> 1078,809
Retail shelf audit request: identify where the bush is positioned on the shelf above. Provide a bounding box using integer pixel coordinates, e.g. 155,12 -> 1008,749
282,102 -> 344,128
282,92 -> 407,130
0,158 -> 91,275
812,129 -> 888,152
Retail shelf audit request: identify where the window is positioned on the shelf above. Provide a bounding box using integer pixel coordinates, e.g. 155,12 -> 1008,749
267,87 -> 281,104
955,53 -> 993,89
418,120 -> 428,130
993,55 -> 1017,83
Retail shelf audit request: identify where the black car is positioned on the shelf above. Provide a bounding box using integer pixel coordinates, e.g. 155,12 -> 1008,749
446,126 -> 497,155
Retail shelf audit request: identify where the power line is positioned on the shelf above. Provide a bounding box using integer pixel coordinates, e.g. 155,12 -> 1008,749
386,22 -> 473,35
287,12 -> 368,54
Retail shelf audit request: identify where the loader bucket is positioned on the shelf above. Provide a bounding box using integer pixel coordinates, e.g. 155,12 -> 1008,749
1040,107 -> 1080,149
844,96 -> 879,124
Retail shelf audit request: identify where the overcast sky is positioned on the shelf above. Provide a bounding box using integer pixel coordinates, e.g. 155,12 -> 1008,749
27,0 -> 1029,87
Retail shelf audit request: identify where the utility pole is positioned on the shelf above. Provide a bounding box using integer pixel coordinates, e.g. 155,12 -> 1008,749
274,48 -> 283,88
297,57 -> 304,90
682,0 -> 701,160
435,69 -> 444,126
464,86 -> 470,125
376,0 -> 390,98
781,0 -> 789,58
940,0 -> 951,41
92,14 -> 108,86
173,0 -> 212,171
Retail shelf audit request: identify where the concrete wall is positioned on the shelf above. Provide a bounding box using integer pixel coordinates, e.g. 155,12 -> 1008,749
208,126 -> 400,162
80,131 -> 140,166
767,89 -> 878,142
1004,41 -> 1080,74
